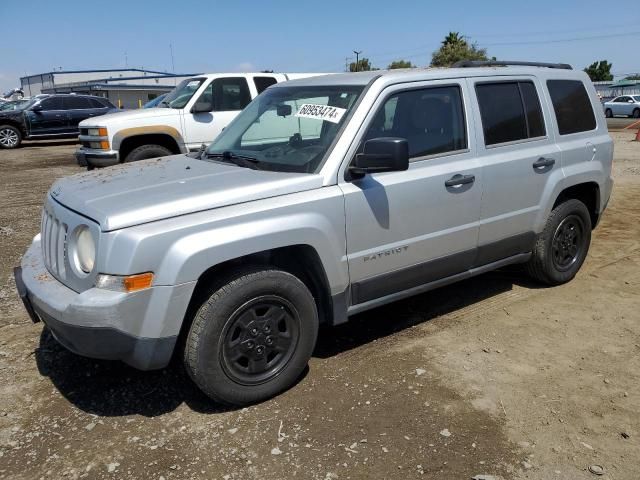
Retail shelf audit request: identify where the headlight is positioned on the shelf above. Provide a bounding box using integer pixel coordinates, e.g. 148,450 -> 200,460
71,225 -> 96,274
87,127 -> 108,136
95,272 -> 154,292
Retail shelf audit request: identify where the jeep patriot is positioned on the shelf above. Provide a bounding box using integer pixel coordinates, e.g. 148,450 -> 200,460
15,61 -> 613,405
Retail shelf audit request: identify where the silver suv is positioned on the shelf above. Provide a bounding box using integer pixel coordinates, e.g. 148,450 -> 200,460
15,61 -> 613,405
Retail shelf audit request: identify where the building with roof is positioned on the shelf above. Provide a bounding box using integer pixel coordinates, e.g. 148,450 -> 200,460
593,78 -> 640,99
20,69 -> 199,109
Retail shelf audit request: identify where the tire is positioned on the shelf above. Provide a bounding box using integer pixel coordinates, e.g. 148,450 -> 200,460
604,109 -> 612,118
123,144 -> 172,163
184,267 -> 319,406
526,199 -> 592,286
0,125 -> 22,149
633,108 -> 640,119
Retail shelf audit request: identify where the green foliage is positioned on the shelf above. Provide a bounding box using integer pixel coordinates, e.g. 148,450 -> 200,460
583,61 -> 613,81
430,32 -> 488,67
626,74 -> 640,81
349,58 -> 374,72
387,60 -> 414,69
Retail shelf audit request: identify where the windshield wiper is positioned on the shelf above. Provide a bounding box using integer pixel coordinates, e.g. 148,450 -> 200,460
206,151 -> 262,170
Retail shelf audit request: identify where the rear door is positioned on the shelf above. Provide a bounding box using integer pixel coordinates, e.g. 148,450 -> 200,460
340,80 -> 483,306
64,96 -> 97,132
468,77 -> 562,264
25,97 -> 69,135
184,76 -> 252,149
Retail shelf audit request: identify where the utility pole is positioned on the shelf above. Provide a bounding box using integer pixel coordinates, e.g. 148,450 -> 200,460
345,57 -> 350,72
170,43 -> 176,74
353,50 -> 362,72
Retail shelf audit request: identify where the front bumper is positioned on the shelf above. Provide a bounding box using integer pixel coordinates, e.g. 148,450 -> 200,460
16,238 -> 195,370
75,147 -> 119,168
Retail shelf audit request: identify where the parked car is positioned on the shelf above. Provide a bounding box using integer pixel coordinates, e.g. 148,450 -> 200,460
603,95 -> 640,118
16,62 -> 613,405
75,72 -> 323,168
142,93 -> 167,109
0,94 -> 117,149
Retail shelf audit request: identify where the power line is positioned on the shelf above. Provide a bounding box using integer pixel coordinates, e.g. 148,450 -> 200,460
482,30 -> 640,46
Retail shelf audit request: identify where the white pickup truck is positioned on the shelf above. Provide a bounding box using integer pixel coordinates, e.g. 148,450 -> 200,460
75,73 -> 320,168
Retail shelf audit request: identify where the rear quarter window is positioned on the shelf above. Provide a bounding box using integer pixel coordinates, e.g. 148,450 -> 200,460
547,80 -> 596,135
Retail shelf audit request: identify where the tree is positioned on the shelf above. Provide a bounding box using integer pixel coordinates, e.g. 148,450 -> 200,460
387,60 -> 414,69
349,58 -> 374,72
430,32 -> 488,67
584,61 -> 613,81
626,74 -> 640,80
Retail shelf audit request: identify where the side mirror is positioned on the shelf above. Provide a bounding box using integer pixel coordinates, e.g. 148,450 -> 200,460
629,99 -> 635,103
191,99 -> 214,114
277,104 -> 292,117
31,104 -> 43,112
349,137 -> 409,179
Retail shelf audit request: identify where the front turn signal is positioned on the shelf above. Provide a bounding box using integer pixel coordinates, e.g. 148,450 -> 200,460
95,272 -> 154,292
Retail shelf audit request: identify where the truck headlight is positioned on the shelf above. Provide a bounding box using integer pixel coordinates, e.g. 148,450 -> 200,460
71,225 -> 96,274
87,127 -> 108,136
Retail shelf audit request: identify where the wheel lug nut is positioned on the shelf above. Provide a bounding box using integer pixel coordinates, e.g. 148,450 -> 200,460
251,328 -> 258,336
246,341 -> 254,349
266,337 -> 273,345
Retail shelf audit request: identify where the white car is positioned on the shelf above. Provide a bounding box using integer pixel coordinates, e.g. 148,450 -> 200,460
75,72 -> 324,168
603,95 -> 640,118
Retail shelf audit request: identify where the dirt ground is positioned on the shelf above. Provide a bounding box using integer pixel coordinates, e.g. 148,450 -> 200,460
0,134 -> 638,480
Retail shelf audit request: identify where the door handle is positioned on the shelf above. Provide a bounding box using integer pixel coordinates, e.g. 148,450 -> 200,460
445,174 -> 475,188
532,157 -> 555,169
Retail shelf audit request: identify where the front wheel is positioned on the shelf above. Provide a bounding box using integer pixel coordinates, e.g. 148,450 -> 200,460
526,199 -> 592,285
0,125 -> 22,149
123,144 -> 172,163
184,267 -> 319,406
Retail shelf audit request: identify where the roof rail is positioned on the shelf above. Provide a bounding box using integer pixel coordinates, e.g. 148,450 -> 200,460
452,60 -> 573,70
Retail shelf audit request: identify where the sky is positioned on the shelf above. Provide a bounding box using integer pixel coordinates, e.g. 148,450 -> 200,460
1,0 -> 639,93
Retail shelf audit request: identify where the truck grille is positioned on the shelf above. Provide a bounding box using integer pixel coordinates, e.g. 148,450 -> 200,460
41,208 -> 68,280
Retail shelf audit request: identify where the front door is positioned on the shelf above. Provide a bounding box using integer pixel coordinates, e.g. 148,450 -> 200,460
184,77 -> 252,150
26,97 -> 70,135
340,80 -> 483,307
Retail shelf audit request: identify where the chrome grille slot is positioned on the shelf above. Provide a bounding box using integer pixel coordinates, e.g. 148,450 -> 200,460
41,208 -> 68,280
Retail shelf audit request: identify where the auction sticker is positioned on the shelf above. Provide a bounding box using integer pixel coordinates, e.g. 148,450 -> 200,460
295,104 -> 346,124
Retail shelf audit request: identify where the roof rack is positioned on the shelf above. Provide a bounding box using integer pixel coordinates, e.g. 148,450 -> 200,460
452,60 -> 572,70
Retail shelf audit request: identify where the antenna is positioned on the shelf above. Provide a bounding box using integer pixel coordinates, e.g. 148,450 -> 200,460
170,43 -> 176,74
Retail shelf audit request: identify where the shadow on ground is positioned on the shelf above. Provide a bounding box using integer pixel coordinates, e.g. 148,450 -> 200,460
36,268 -> 543,417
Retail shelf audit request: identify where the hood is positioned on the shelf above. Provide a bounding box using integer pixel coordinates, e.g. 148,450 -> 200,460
79,107 -> 179,127
49,155 -> 324,231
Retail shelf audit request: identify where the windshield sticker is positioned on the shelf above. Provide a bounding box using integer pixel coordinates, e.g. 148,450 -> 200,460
295,104 -> 347,124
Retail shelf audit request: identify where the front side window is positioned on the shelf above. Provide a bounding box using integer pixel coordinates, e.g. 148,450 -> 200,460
476,81 -> 545,146
363,85 -> 467,159
161,78 -> 205,109
547,80 -> 596,135
205,85 -> 363,173
38,97 -> 64,110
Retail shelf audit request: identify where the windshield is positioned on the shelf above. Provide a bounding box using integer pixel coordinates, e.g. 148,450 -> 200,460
205,85 -> 364,173
143,94 -> 167,108
0,99 -> 34,111
159,78 -> 205,109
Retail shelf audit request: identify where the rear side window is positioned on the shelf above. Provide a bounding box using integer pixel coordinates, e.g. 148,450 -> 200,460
547,80 -> 596,135
88,98 -> 108,108
364,85 -> 467,159
254,76 -> 278,94
64,96 -> 91,109
476,81 -> 545,146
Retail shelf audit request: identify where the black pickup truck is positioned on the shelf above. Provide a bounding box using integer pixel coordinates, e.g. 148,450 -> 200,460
0,94 -> 117,149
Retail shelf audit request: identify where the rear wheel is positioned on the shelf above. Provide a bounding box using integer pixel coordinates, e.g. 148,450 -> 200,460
184,267 -> 318,406
0,125 -> 21,149
605,108 -> 613,118
633,108 -> 640,119
526,199 -> 591,285
123,144 -> 172,162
